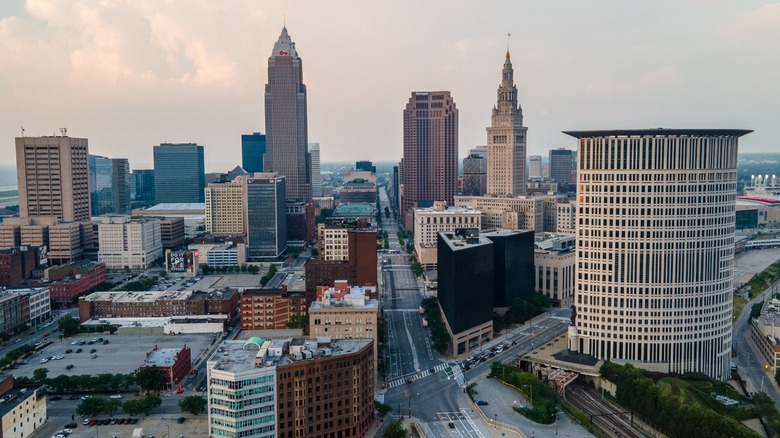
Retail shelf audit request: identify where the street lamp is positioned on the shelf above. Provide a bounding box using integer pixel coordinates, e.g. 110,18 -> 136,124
493,414 -> 498,429
523,384 -> 534,405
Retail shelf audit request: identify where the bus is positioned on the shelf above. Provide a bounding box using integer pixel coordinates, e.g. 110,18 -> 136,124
422,319 -> 428,327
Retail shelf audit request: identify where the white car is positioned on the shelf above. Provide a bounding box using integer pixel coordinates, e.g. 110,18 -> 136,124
70,341 -> 78,345
40,358 -> 49,364
109,394 -> 122,399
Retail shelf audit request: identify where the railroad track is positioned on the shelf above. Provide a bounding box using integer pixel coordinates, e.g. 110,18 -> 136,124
566,383 -> 641,438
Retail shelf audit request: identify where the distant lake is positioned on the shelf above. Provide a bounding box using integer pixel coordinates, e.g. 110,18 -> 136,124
0,166 -> 16,187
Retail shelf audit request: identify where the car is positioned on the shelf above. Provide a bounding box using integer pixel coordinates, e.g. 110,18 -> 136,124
14,338 -> 21,343
89,349 -> 96,353
477,400 -> 489,406
49,395 -> 62,401
511,340 -> 517,345
64,422 -> 78,428
88,419 -> 97,426
40,358 -> 49,364
65,349 -> 72,354
429,368 -> 435,374
83,419 -> 91,426
65,364 -> 74,370
91,354 -> 98,359
109,394 -> 122,399
63,429 -> 73,434
81,395 -> 91,400
78,341 -> 86,345
75,348 -> 82,353
448,422 -> 455,429
177,417 -> 185,424
103,340 -> 109,345
110,419 -> 118,425
35,341 -> 43,346
130,418 -> 138,424
97,338 -> 103,342
55,434 -> 65,438
197,386 -> 206,392
71,341 -> 79,345
87,341 -> 94,345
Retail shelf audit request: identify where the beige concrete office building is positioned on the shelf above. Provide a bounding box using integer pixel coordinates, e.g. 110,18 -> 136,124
487,51 -> 527,197
316,224 -> 349,261
454,195 -> 544,232
16,135 -> 91,222
413,201 -> 481,267
534,234 -> 576,307
566,128 -> 751,380
98,216 -> 162,269
205,180 -> 245,234
556,201 -> 576,235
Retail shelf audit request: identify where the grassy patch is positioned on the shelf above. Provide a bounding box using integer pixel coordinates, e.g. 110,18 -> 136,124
733,295 -> 749,320
747,259 -> 780,295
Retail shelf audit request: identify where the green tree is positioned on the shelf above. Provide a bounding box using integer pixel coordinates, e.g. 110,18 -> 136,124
76,397 -> 106,417
375,401 -> 392,417
33,367 -> 49,383
105,398 -> 122,416
410,262 -> 423,277
179,396 -> 207,415
122,399 -> 145,416
140,394 -> 162,415
383,420 -> 407,438
58,315 -> 81,337
134,366 -> 166,393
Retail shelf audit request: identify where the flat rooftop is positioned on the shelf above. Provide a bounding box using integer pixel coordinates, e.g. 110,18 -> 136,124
0,385 -> 41,417
82,290 -> 194,303
144,347 -> 184,368
209,338 -> 372,374
147,203 -> 205,211
333,203 -> 375,215
563,128 -> 753,138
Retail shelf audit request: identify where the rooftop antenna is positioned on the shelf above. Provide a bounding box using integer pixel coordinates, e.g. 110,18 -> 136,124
507,32 -> 511,53
60,127 -> 67,137
21,126 -> 25,137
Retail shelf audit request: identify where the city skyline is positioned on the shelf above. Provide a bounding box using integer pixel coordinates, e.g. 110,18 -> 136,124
0,1 -> 774,172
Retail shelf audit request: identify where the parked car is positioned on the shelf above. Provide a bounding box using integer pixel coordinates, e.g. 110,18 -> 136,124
89,349 -> 96,353
65,364 -> 74,370
75,348 -> 82,353
177,417 -> 185,424
477,400 -> 489,406
65,349 -> 72,354
109,394 -> 122,399
82,419 -> 91,426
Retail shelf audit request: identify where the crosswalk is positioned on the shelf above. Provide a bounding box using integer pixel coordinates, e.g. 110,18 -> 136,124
387,362 -> 454,388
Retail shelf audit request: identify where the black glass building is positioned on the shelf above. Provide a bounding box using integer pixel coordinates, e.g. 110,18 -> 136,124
484,229 -> 535,307
246,174 -> 287,259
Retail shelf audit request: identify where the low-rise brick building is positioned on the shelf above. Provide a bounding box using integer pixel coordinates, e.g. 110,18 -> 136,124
240,286 -> 307,330
79,288 -> 238,323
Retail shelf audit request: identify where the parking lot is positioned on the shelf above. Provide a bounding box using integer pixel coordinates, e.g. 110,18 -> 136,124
13,333 -> 215,379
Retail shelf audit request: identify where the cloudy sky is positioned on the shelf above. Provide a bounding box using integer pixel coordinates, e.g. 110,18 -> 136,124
0,1 -> 777,172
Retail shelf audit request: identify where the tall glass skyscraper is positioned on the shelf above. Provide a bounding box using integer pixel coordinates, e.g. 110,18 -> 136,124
89,155 -> 130,216
242,132 -> 266,174
245,173 -> 286,259
153,143 -> 205,203
131,169 -> 155,206
264,27 -> 311,202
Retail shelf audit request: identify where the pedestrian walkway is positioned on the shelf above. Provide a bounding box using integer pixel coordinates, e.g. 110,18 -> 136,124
387,362 -> 452,388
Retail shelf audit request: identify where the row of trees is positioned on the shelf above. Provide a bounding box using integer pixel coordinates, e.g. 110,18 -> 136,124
490,362 -> 557,424
200,264 -> 261,275
0,344 -> 35,370
77,394 -> 205,418
600,362 -> 759,438
77,394 -> 162,417
420,297 -> 449,354
260,265 -> 278,286
18,366 -> 169,394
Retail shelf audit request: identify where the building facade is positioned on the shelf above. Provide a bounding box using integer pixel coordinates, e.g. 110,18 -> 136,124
205,180 -> 245,234
309,143 -> 322,197
240,287 -> 307,330
79,289 -> 239,323
48,261 -> 106,306
0,246 -> 40,286
265,27 -> 311,203
131,169 -> 155,207
454,195 -> 544,232
528,155 -> 543,179
462,148 -> 487,196
141,345 -> 192,389
89,155 -> 130,216
486,52 -> 527,197
437,230 -> 494,355
153,143 -> 205,203
16,135 -> 91,222
549,148 -> 576,187
97,216 -> 162,269
566,128 -> 750,380
242,132 -> 266,174
401,91 -> 458,230
533,234 -> 575,307
0,377 -> 46,438
245,173 -> 287,259
483,230 -> 535,307
413,201 -> 481,267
